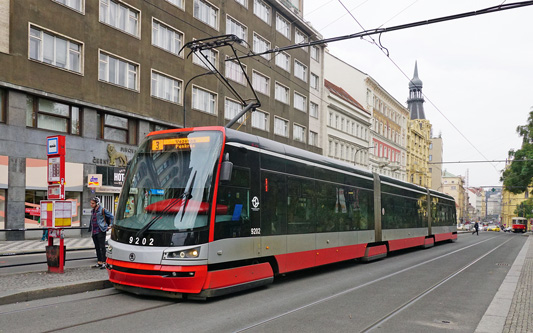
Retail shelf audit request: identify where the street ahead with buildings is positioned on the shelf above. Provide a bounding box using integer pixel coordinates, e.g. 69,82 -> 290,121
0,0 -> 509,240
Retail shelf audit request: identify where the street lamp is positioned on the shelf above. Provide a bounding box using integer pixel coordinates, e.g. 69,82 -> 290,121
353,146 -> 374,166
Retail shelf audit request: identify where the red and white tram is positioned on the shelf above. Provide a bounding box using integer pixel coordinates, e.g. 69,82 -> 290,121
106,126 -> 457,299
511,217 -> 527,233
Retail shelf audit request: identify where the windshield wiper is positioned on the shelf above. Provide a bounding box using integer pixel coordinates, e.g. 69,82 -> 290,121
135,170 -> 197,238
179,170 -> 197,222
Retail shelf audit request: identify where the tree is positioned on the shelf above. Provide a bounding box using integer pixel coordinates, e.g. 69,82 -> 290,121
515,198 -> 533,219
501,109 -> 533,194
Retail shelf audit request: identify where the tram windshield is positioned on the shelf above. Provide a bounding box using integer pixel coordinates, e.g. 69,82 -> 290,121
115,130 -> 223,233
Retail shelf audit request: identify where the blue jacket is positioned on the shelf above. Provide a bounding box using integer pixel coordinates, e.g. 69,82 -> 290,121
89,205 -> 114,233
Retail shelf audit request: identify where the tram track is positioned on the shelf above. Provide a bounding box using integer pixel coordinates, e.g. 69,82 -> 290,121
359,237 -> 513,332
234,235 -> 504,332
42,302 -> 178,333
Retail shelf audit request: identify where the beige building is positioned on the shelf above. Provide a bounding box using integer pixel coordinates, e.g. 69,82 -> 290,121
429,135 -> 444,191
442,170 -> 466,224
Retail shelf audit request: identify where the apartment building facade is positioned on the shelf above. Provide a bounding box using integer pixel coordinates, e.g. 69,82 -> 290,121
324,52 -> 408,181
0,0 -> 323,239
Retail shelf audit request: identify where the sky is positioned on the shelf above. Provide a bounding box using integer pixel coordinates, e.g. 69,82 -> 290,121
303,0 -> 533,189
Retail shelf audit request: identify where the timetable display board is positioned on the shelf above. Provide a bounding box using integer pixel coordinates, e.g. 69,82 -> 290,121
46,136 -> 66,200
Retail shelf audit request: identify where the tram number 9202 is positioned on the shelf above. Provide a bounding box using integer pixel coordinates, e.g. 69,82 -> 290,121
129,237 -> 155,246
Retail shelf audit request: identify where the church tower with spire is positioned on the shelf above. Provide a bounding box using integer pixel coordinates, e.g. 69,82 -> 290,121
407,61 -> 425,119
405,61 -> 432,188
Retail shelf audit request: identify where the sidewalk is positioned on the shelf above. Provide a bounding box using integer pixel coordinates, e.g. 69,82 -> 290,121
0,234 -> 532,333
0,237 -> 110,305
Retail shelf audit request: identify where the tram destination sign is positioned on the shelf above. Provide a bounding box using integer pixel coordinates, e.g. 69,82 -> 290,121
151,136 -> 210,151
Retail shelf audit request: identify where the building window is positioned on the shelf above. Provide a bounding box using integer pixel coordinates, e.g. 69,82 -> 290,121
276,13 -> 290,38
225,58 -> 247,85
274,117 -> 288,137
293,124 -> 306,142
309,131 -> 318,146
275,82 -> 289,104
165,0 -> 184,9
295,29 -> 308,51
192,48 -> 218,69
26,96 -> 80,135
149,122 -> 170,132
98,51 -> 138,90
192,86 -> 217,115
53,0 -> 83,13
310,73 -> 319,90
294,60 -> 307,82
98,112 -> 136,144
252,70 -> 270,96
193,0 -> 218,29
275,50 -> 290,72
253,33 -> 270,60
311,45 -> 319,61
293,92 -> 307,112
226,15 -> 247,43
152,19 -> 184,56
253,0 -> 270,25
252,109 -> 269,131
310,101 -> 318,118
225,98 -> 244,123
99,0 -> 140,37
235,0 -> 248,8
29,26 -> 82,73
151,70 -> 182,104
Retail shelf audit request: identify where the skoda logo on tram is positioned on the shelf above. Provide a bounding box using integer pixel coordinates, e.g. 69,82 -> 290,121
129,253 -> 136,262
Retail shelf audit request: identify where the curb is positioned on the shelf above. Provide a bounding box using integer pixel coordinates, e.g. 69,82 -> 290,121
0,280 -> 113,306
0,247 -> 93,257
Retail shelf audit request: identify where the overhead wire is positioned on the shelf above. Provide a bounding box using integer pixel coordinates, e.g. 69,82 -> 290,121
335,0 -> 505,175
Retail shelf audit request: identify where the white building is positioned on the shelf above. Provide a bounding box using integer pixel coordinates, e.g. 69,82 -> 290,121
324,52 -> 408,180
323,79 -> 371,167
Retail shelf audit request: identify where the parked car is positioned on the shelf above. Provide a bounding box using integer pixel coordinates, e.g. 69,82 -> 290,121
487,224 -> 500,232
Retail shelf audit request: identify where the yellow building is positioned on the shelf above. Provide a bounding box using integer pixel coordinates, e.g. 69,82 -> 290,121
501,188 -> 531,229
406,62 -> 432,187
442,170 -> 466,224
407,119 -> 432,187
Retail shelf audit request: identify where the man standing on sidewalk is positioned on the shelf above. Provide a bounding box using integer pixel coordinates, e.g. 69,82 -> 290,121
88,197 -> 113,269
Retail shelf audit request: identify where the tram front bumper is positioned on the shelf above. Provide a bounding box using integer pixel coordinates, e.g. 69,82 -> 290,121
107,258 -> 208,294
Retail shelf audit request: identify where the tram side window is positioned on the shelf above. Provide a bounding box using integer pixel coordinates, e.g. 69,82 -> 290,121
382,194 -> 400,229
315,181 -> 338,232
214,167 -> 251,240
287,177 -> 316,234
261,172 -> 287,235
418,196 -> 428,227
354,188 -> 374,230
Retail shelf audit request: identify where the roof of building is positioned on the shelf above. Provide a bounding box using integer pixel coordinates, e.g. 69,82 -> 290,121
324,79 -> 369,113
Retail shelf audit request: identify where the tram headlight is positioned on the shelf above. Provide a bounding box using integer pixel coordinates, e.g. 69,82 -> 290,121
163,247 -> 200,260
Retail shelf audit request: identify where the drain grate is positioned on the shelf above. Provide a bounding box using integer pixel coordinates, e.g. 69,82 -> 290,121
496,263 -> 511,266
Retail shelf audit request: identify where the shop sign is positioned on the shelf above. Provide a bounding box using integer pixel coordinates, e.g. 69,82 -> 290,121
25,208 -> 41,216
113,168 -> 126,186
88,174 -> 102,187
